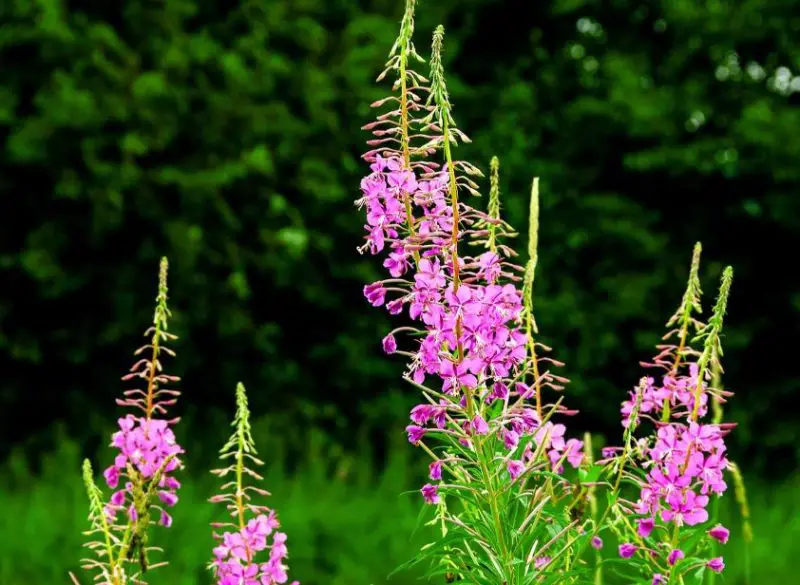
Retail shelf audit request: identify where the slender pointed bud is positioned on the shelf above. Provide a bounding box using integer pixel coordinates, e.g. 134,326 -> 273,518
154,257 -> 170,333
528,177 -> 539,263
428,25 -> 453,127
668,242 -> 703,328
394,0 -> 419,59
523,178 -> 540,333
711,358 -> 724,424
729,462 -> 753,543
82,458 -> 95,493
694,267 -> 733,370
487,157 -> 501,252
667,242 -> 704,371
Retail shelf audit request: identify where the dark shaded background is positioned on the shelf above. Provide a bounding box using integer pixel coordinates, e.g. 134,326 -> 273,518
2,0 -> 799,477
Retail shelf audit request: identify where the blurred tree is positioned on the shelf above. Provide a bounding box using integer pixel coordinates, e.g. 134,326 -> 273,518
0,0 -> 797,472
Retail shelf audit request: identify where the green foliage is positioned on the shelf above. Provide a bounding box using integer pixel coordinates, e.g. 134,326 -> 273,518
0,427 -> 797,585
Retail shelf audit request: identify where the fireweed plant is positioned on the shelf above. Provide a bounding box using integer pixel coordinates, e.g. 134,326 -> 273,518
208,383 -> 298,585
355,2 -> 745,585
598,246 -> 739,585
356,3 -> 597,583
74,258 -> 184,585
72,263 -> 298,585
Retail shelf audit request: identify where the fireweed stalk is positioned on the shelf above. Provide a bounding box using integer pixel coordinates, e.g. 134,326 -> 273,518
357,5 -> 593,583
209,383 -> 298,585
75,258 -> 184,585
600,247 -> 737,585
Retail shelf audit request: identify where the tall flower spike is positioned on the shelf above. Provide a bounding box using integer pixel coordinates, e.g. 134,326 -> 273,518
96,258 -> 183,583
607,250 -> 737,585
210,383 -> 298,585
356,10 -> 589,585
488,157 -> 501,252
80,459 -> 120,585
471,156 -> 518,252
522,177 -> 540,335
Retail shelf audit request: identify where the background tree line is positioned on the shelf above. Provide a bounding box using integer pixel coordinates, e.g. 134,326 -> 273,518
1,0 -> 798,476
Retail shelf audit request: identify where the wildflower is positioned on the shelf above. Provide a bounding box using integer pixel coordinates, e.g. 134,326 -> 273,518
78,258 -> 183,584
210,384 -> 297,585
421,483 -> 440,505
363,282 -> 386,307
471,414 -> 489,435
707,557 -> 725,573
356,5 -> 587,582
619,543 -> 637,558
406,425 -> 426,444
667,548 -> 684,566
503,430 -> 520,450
382,334 -> 398,354
652,574 -> 667,585
507,459 -> 525,480
638,517 -> 655,538
708,524 -> 730,544
429,460 -> 442,481
591,536 -> 603,550
606,249 -> 736,584
534,556 -> 551,570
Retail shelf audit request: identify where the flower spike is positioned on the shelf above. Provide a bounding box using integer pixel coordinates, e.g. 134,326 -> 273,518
209,383 -> 298,585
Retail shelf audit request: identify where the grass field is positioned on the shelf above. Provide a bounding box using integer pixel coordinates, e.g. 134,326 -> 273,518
1,419 -> 797,585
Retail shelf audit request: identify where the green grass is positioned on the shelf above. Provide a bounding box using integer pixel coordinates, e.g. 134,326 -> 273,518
0,421 -> 797,585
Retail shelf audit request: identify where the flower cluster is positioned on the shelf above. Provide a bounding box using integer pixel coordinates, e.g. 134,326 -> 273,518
103,415 -> 183,527
621,363 -> 708,427
356,8 -> 590,584
78,258 -> 184,585
359,132 -> 584,502
213,513 -> 294,585
604,245 -> 736,583
209,383 -> 297,585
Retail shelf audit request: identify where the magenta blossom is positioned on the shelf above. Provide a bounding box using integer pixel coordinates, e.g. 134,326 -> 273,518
708,524 -> 730,544
707,557 -> 725,573
421,483 -> 440,505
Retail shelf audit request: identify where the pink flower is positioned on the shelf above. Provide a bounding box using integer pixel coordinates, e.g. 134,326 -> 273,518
429,460 -> 442,481
667,548 -> 684,566
638,517 -> 655,538
708,524 -> 730,544
406,425 -> 426,444
507,459 -> 525,480
619,543 -> 637,559
439,360 -> 478,394
421,483 -> 440,504
382,334 -> 397,354
707,557 -> 725,573
471,414 -> 489,435
504,430 -> 520,450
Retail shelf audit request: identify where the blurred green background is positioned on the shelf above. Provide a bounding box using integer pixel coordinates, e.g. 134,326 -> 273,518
0,0 -> 798,584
